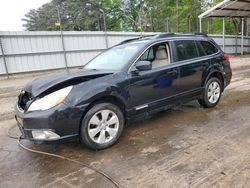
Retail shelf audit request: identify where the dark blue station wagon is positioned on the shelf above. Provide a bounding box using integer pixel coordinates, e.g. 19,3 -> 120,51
15,33 -> 232,149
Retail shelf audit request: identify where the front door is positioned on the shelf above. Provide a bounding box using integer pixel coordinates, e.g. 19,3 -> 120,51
127,42 -> 179,114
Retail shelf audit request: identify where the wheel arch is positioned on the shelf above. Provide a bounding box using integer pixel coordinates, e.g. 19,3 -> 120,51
78,94 -> 127,135
203,70 -> 225,91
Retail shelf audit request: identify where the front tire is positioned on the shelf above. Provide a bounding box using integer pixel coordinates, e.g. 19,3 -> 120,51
198,77 -> 222,108
80,102 -> 124,150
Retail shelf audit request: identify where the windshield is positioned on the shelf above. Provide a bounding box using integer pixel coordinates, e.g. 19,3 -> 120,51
84,43 -> 144,71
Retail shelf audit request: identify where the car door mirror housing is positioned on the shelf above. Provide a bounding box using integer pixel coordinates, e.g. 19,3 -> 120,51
135,61 -> 152,71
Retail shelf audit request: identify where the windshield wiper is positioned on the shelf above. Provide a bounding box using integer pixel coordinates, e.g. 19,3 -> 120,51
81,68 -> 99,71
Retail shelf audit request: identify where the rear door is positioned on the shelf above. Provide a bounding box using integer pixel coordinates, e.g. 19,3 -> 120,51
172,39 -> 209,96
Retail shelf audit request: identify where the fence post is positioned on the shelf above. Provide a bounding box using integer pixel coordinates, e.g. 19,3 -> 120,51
0,36 -> 9,79
104,32 -> 109,49
222,18 -> 225,52
241,17 -> 244,55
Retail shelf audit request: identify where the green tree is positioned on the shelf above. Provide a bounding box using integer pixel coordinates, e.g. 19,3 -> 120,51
22,0 -> 107,31
22,0 -> 241,35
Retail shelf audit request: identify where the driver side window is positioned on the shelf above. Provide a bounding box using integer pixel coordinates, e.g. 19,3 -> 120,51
139,43 -> 170,69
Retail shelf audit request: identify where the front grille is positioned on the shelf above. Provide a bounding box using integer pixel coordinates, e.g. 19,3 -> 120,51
18,91 -> 32,110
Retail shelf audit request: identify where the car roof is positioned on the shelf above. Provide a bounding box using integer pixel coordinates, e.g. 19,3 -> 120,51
118,33 -> 210,46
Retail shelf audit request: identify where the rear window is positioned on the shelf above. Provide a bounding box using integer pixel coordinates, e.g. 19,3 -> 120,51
174,40 -> 198,61
200,41 -> 218,55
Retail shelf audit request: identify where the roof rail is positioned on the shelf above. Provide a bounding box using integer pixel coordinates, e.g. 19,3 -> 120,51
116,32 -> 209,46
154,33 -> 176,39
117,37 -> 141,45
193,32 -> 208,37
154,32 -> 208,39
117,34 -> 156,45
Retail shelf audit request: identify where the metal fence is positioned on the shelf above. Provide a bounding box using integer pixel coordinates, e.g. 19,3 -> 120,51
0,31 -> 250,77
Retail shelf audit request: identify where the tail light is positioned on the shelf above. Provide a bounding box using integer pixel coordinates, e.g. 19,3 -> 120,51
224,53 -> 230,61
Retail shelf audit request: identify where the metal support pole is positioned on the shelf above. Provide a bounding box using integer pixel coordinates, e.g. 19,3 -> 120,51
235,36 -> 238,54
0,37 -> 9,79
176,0 -> 179,32
139,6 -> 143,37
101,9 -> 108,49
241,17 -> 244,55
189,18 -> 191,32
199,18 -> 202,32
247,18 -> 249,36
223,18 -> 225,52
207,18 -> 210,33
166,18 -> 169,32
57,6 -> 69,72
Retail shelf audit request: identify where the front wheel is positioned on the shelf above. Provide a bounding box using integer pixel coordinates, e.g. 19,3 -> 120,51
80,102 -> 124,150
198,77 -> 222,108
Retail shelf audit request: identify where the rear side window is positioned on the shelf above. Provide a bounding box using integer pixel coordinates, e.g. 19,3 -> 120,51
200,41 -> 218,55
174,40 -> 198,61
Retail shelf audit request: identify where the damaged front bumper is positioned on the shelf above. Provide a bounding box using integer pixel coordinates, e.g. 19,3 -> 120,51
15,102 -> 87,142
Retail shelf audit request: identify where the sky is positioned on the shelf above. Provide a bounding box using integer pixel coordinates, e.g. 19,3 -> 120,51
0,0 -> 50,31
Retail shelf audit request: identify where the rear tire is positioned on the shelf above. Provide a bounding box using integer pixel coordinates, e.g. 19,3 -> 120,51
80,102 -> 124,150
198,77 -> 222,108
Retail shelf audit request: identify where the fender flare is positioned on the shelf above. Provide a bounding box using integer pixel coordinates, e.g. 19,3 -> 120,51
202,63 -> 225,87
202,69 -> 225,91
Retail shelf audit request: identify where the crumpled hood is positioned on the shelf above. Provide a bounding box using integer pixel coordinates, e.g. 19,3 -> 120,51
24,69 -> 114,97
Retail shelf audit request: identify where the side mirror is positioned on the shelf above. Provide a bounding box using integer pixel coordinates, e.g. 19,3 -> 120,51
135,61 -> 152,71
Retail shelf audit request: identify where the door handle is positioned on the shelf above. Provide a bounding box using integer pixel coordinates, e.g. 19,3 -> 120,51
167,69 -> 178,75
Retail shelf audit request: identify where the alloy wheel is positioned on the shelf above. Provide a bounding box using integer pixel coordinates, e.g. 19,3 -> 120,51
87,109 -> 119,144
207,81 -> 221,104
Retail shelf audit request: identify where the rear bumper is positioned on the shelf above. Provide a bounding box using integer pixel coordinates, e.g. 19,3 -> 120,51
15,102 -> 87,142
224,69 -> 232,88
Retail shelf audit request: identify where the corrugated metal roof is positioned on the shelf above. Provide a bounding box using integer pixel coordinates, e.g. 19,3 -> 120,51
199,0 -> 250,18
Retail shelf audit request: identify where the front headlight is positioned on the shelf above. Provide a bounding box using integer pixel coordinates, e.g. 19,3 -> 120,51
27,86 -> 73,112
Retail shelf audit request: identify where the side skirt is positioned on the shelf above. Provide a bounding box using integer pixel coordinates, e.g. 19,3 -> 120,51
126,89 -> 202,124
